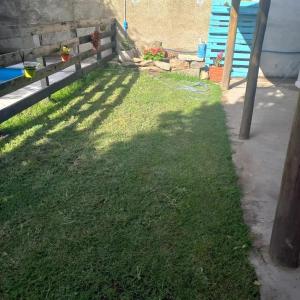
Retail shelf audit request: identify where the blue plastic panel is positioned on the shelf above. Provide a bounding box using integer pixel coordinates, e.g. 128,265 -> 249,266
0,68 -> 23,84
205,0 -> 259,77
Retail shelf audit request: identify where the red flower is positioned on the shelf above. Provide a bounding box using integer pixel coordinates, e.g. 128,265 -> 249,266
217,51 -> 224,59
150,48 -> 161,55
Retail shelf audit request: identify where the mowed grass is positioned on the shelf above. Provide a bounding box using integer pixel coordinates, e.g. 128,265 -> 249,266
0,67 -> 258,299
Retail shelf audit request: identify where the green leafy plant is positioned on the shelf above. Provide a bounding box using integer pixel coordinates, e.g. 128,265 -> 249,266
143,47 -> 166,61
212,51 -> 224,67
121,38 -> 134,51
99,22 -> 107,32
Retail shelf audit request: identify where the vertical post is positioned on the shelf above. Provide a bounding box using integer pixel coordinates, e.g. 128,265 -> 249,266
270,92 -> 300,268
70,28 -> 81,71
111,18 -> 117,55
32,34 -> 49,88
95,25 -> 101,62
221,0 -> 241,90
239,0 -> 271,140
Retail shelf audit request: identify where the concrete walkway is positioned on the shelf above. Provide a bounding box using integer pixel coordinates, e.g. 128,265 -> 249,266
223,79 -> 300,300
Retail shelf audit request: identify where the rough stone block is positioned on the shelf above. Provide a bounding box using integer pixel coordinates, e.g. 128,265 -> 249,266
118,49 -> 135,62
154,61 -> 171,71
178,54 -> 204,62
170,58 -> 190,70
140,60 -> 154,67
133,57 -> 142,63
190,61 -> 205,69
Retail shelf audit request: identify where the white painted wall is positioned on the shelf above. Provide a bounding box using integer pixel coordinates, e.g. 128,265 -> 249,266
261,0 -> 300,78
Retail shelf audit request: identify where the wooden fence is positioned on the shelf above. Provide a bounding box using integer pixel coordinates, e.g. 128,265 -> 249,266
0,19 -> 117,124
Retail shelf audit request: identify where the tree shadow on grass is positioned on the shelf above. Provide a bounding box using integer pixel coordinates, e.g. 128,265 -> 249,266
0,71 -> 258,299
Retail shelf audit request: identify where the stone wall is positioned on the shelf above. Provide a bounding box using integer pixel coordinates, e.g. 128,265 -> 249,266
102,0 -> 211,51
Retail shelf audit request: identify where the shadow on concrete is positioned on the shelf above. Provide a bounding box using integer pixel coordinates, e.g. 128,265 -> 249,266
223,80 -> 300,299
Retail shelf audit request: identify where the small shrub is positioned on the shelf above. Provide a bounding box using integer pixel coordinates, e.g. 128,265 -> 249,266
143,47 -> 166,61
121,39 -> 134,51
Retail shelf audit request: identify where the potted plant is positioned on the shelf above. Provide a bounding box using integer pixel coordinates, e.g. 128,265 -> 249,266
209,51 -> 224,83
61,45 -> 71,62
91,30 -> 100,51
99,22 -> 107,32
23,62 -> 39,79
143,47 -> 166,61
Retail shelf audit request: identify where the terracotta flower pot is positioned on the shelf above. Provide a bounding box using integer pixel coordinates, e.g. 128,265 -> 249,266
61,53 -> 71,62
209,66 -> 224,83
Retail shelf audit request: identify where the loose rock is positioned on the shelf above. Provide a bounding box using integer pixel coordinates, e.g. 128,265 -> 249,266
178,54 -> 204,62
170,58 -> 190,70
140,60 -> 154,67
190,61 -> 205,69
154,61 -> 171,71
133,57 -> 142,63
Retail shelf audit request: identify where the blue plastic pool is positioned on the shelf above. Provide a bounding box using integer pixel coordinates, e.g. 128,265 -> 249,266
0,67 -> 23,84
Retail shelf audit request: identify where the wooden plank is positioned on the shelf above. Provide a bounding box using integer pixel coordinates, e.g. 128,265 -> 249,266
239,0 -> 272,139
211,6 -> 258,15
209,32 -> 254,40
70,29 -> 81,72
0,38 -> 78,67
0,42 -> 115,97
207,43 -> 252,52
206,59 -> 250,66
221,0 -> 241,89
95,25 -> 101,61
231,70 -> 248,77
32,34 -> 50,90
0,54 -> 113,124
207,50 -> 251,59
210,15 -> 257,22
210,21 -> 257,28
209,26 -> 256,34
79,34 -> 92,44
78,31 -> 113,45
212,0 -> 259,7
111,19 -> 117,53
270,92 -> 300,268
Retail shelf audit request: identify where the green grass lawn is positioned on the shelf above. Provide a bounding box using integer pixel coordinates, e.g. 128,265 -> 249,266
0,67 -> 258,299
